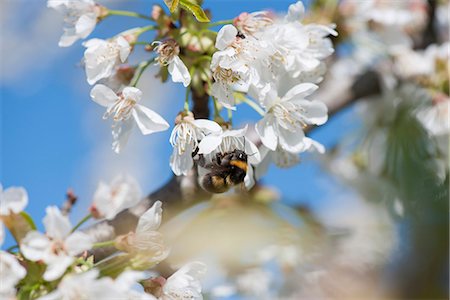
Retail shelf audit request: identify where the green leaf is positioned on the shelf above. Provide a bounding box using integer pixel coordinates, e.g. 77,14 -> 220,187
163,0 -> 180,12
180,0 -> 210,22
20,211 -> 37,230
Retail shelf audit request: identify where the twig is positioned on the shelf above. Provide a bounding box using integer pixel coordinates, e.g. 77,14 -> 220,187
61,189 -> 78,216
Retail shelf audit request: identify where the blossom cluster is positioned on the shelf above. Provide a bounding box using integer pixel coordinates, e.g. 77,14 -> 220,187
46,0 -> 335,192
1,181 -> 206,299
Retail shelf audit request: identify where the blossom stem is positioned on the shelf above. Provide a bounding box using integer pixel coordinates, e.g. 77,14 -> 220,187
107,9 -> 153,21
71,213 -> 92,233
135,25 -> 157,36
213,98 -> 221,119
92,240 -> 116,249
6,244 -> 19,253
208,19 -> 234,27
242,97 -> 265,116
227,108 -> 233,123
131,58 -> 155,87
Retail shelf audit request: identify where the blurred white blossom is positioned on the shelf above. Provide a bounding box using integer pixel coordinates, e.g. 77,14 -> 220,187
90,85 -> 169,153
0,251 -> 26,299
161,261 -> 207,300
47,0 -> 103,47
21,206 -> 93,281
90,174 -> 142,220
84,36 -> 131,85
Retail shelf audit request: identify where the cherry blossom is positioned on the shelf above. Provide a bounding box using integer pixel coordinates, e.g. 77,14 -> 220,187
90,85 -> 169,153
21,206 -> 93,281
154,40 -> 191,87
0,184 -> 28,216
47,0 -> 104,47
161,262 -> 207,300
84,36 -> 131,85
90,174 -> 142,220
169,113 -> 222,176
115,201 -> 169,263
0,251 -> 26,299
255,83 -> 328,153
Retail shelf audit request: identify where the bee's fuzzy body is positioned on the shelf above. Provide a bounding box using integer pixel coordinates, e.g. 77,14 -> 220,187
196,149 -> 248,194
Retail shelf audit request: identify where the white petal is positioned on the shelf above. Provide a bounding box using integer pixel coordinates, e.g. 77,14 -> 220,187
21,231 -> 51,261
244,139 -> 261,164
43,206 -> 72,240
191,119 -> 222,134
90,84 -> 118,107
286,1 -> 305,22
278,126 -> 306,153
296,100 -> 328,125
255,116 -> 278,151
244,165 -> 255,190
136,201 -> 162,234
0,186 -> 28,215
168,56 -> 191,87
222,125 -> 248,138
75,13 -> 96,38
282,83 -> 318,102
122,86 -> 142,103
164,261 -> 206,298
0,251 -> 26,294
198,135 -> 222,154
170,144 -> 195,176
43,255 -> 74,281
82,38 -> 104,49
112,119 -> 134,154
132,105 -> 169,135
65,232 -> 93,256
58,29 -> 80,47
215,25 -> 238,50
116,36 -> 131,62
303,137 -> 325,154
211,82 -> 236,110
115,270 -> 147,291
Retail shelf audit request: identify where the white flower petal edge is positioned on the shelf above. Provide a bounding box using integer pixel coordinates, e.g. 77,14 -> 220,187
47,0 -> 99,47
0,251 -> 26,297
162,261 -> 207,300
0,185 -> 28,215
136,201 -> 162,234
168,56 -> 191,87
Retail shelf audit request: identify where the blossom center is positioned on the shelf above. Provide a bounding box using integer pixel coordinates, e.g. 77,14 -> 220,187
155,39 -> 180,66
170,122 -> 199,155
272,102 -> 307,131
104,95 -> 136,122
96,42 -> 121,65
50,240 -> 68,256
213,66 -> 240,84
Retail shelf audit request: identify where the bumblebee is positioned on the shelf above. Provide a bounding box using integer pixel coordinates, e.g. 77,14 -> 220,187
196,149 -> 248,193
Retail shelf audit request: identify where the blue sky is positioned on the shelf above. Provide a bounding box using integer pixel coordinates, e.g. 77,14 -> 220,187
1,0 -> 357,247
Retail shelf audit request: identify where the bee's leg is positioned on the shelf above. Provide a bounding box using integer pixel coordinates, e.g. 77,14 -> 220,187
191,146 -> 199,158
214,152 -> 222,166
196,153 -> 207,168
